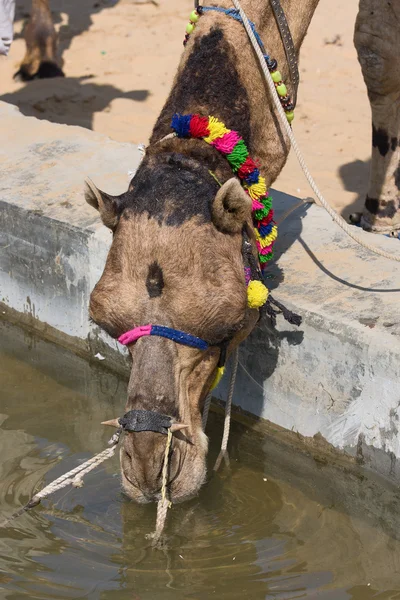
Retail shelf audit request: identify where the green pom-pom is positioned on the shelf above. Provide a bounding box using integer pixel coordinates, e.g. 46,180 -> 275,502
254,196 -> 273,220
186,23 -> 195,34
190,10 -> 199,23
271,70 -> 282,83
254,207 -> 268,220
259,252 -> 274,263
227,140 -> 249,171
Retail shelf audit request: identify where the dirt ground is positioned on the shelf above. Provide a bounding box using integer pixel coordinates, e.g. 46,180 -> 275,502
0,0 -> 370,218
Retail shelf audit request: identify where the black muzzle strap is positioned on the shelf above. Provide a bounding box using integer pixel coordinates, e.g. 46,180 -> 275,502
118,409 -> 173,435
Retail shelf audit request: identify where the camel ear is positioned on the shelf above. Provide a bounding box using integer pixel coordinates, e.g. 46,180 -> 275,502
212,178 -> 252,233
84,178 -> 126,230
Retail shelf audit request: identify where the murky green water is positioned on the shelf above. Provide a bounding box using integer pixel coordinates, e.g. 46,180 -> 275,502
1,321 -> 400,599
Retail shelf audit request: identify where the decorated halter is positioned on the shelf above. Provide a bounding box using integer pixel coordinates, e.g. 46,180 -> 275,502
118,324 -> 227,390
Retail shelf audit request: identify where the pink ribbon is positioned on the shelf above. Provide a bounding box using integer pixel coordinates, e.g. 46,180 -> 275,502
118,324 -> 152,345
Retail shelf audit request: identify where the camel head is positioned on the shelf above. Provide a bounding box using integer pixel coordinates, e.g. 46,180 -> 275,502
84,151 -> 260,504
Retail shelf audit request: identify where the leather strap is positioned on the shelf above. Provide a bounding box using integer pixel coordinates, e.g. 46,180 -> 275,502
269,0 -> 299,108
119,410 -> 173,435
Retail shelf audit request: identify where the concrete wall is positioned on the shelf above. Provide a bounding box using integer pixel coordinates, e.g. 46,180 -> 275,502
1,102 -> 400,481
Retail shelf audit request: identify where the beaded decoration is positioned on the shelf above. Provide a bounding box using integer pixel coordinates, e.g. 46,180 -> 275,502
183,6 -> 294,124
171,113 -> 277,270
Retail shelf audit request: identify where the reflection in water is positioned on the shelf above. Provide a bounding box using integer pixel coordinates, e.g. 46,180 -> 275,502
1,320 -> 400,599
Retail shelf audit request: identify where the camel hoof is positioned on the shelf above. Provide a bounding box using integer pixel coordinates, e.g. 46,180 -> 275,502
14,61 -> 64,82
349,212 -> 362,225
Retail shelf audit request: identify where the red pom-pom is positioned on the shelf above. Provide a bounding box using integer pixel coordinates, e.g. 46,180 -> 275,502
258,210 -> 274,227
237,156 -> 258,178
189,114 -> 210,138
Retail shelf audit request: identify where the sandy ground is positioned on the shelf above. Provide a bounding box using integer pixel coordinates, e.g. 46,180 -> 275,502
0,0 -> 370,218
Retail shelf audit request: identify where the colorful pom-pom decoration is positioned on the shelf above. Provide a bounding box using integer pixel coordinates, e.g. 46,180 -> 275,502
171,113 -> 278,269
247,280 -> 269,309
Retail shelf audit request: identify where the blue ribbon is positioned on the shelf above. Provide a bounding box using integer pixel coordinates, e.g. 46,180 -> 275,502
151,325 -> 209,350
201,6 -> 270,60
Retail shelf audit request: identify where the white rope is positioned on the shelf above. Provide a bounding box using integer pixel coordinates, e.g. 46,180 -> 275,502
231,0 -> 400,263
151,499 -> 170,547
214,347 -> 239,471
0,433 -> 121,528
238,356 -> 265,391
161,429 -> 173,505
202,391 -> 212,430
33,445 -> 118,501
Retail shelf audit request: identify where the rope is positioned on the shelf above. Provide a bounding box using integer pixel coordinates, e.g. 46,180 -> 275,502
152,499 -> 170,546
0,432 -> 121,529
202,391 -> 212,430
231,0 -> 400,263
214,347 -> 239,471
149,429 -> 173,546
202,6 -> 267,53
161,429 -> 173,505
275,197 -> 315,226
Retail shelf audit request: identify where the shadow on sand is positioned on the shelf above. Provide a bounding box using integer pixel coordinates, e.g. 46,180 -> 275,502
1,76 -> 149,130
3,0 -> 152,129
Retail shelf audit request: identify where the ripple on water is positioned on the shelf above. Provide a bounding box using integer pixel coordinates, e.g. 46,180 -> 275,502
2,324 -> 400,599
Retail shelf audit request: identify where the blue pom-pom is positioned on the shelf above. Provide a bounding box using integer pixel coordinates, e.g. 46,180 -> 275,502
259,222 -> 274,237
244,169 -> 260,184
171,113 -> 192,138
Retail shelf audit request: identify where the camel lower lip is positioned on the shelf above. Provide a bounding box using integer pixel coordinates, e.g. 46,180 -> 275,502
121,471 -> 161,503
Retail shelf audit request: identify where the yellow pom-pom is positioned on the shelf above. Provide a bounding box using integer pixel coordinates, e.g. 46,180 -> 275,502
245,176 -> 267,200
211,366 -> 225,390
247,280 -> 269,309
204,116 -> 229,143
254,225 -> 278,248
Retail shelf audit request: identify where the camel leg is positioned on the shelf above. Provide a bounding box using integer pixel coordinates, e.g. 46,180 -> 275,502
15,0 -> 64,81
354,0 -> 400,234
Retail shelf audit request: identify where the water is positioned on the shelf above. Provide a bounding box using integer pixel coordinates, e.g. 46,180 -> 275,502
1,321 -> 400,599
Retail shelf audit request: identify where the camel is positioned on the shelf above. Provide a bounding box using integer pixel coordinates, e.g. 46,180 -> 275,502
6,0 -> 398,502
83,0 -> 400,505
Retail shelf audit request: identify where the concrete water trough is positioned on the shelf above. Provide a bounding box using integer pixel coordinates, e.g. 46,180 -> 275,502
1,101 -> 400,482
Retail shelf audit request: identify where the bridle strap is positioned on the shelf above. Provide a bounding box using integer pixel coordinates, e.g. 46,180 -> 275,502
118,409 -> 173,435
118,324 -> 208,350
118,323 -> 231,390
269,0 -> 299,108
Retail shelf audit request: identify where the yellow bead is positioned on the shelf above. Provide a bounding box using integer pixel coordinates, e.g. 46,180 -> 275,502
271,70 -> 282,83
247,280 -> 269,309
286,111 -> 294,124
190,10 -> 199,23
276,83 -> 287,97
186,22 -> 195,34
